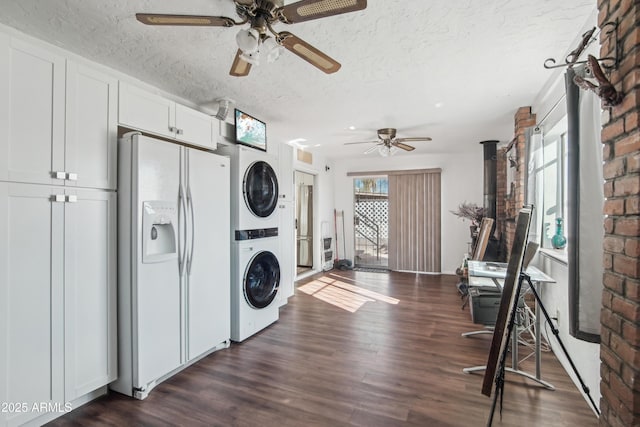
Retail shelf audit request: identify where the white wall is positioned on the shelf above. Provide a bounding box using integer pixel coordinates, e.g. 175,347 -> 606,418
332,148 -> 483,274
532,253 -> 601,412
527,7 -> 600,412
291,149 -> 335,273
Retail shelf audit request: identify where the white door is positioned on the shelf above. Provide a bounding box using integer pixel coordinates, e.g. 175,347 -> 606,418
0,183 -> 64,426
135,136 -> 182,387
65,62 -> 118,190
0,37 -> 65,185
185,149 -> 230,360
64,189 -> 117,400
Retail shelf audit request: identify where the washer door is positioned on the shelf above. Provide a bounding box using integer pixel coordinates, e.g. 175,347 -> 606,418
244,251 -> 280,309
243,161 -> 279,218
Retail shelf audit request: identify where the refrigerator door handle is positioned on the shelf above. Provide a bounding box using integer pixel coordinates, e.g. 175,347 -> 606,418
178,184 -> 188,277
186,184 -> 195,276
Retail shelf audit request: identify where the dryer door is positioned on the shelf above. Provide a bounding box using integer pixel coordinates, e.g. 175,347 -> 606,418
244,251 -> 280,309
243,161 -> 278,218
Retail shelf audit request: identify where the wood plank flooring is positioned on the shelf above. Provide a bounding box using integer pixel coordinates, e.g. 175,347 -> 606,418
48,271 -> 599,426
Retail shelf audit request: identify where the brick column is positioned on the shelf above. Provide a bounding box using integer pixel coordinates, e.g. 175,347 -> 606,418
500,107 -> 535,261
598,0 -> 640,426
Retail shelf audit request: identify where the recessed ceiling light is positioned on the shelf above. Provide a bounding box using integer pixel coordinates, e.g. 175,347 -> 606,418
348,126 -> 356,130
287,138 -> 307,148
435,102 -> 444,108
314,144 -> 322,147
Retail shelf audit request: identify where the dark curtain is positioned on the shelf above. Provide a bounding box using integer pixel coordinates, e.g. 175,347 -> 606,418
565,67 -> 603,343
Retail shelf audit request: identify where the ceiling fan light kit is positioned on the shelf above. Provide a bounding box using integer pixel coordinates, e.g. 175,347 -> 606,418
136,0 -> 367,77
378,145 -> 398,157
344,128 -> 433,156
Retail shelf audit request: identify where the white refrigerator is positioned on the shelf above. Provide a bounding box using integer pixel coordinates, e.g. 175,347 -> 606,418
111,133 -> 230,399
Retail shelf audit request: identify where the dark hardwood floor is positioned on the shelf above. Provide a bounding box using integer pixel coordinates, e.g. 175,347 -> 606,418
48,271 -> 599,426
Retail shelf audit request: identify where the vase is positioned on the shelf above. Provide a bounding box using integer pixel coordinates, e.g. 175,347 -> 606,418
551,218 -> 567,249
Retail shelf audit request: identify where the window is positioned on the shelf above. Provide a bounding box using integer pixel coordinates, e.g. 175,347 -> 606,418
528,117 -> 568,250
537,117 -> 568,249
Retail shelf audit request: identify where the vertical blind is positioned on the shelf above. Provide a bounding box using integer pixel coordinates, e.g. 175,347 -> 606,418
388,169 -> 441,273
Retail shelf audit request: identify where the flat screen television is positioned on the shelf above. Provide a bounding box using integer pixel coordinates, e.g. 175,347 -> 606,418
234,109 -> 267,152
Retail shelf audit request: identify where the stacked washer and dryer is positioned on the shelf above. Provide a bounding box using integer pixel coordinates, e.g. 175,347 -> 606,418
216,144 -> 282,342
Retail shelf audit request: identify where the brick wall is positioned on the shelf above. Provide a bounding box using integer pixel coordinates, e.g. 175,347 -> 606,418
598,0 -> 640,426
496,146 -> 507,255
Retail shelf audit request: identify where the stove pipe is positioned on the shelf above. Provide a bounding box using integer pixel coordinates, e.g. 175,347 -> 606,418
480,140 -> 498,220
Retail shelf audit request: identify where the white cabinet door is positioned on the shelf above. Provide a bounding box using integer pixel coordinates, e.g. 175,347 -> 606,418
0,38 -> 65,185
278,143 -> 294,202
185,150 -> 230,360
65,62 -> 118,190
119,83 -> 215,150
0,183 -> 64,427
118,83 -> 175,139
175,104 -> 214,150
64,189 -> 117,401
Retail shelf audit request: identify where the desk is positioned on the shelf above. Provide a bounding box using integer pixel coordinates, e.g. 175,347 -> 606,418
463,261 -> 556,390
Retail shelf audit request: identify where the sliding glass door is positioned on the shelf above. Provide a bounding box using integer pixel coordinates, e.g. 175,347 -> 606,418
353,177 -> 389,269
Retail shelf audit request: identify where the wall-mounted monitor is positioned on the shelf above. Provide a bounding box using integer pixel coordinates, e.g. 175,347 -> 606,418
234,109 -> 266,152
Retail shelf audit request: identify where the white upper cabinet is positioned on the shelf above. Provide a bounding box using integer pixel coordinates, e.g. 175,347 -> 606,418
0,36 -> 65,185
66,62 -> 118,190
118,83 -> 175,139
0,37 -> 117,190
119,83 -> 215,150
175,103 -> 215,148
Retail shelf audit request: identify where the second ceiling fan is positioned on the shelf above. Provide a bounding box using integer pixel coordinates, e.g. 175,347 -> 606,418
136,0 -> 367,77
345,128 -> 433,155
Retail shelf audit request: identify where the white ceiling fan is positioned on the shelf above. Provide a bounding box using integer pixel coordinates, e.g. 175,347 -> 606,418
344,128 -> 432,156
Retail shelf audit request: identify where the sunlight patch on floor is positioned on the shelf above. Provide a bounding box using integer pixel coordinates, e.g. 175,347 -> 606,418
298,277 -> 400,312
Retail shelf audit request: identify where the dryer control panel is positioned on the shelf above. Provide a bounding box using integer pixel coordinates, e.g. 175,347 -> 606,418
235,227 -> 278,241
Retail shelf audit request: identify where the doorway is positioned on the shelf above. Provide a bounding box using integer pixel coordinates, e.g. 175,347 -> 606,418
353,177 -> 389,269
295,171 -> 315,276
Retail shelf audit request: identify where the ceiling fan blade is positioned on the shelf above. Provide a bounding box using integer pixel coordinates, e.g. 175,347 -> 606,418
392,142 -> 415,151
229,50 -> 252,77
279,0 -> 367,23
234,0 -> 256,6
136,13 -> 236,27
395,137 -> 432,143
278,32 -> 340,74
343,140 -> 378,145
364,144 -> 381,154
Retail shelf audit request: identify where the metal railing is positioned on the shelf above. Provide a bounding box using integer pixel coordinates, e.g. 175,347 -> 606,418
354,208 -> 380,260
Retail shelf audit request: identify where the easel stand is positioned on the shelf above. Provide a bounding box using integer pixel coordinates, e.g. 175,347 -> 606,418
487,273 -> 600,427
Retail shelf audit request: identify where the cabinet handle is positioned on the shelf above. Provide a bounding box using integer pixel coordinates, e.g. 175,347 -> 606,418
66,172 -> 78,181
169,126 -> 177,133
66,195 -> 77,203
176,128 -> 184,135
51,194 -> 66,202
53,171 -> 66,180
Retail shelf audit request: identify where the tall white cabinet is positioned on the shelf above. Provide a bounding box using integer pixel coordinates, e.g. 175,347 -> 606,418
0,33 -> 117,426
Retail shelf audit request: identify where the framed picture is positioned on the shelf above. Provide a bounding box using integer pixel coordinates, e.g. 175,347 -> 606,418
472,217 -> 494,261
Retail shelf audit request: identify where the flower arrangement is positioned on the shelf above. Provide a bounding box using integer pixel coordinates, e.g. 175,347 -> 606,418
450,202 -> 486,227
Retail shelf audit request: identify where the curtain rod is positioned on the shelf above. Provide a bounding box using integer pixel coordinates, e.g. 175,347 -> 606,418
347,168 -> 442,177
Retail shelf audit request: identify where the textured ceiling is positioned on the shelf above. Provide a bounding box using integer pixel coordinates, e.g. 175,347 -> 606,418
0,0 -> 595,159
